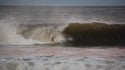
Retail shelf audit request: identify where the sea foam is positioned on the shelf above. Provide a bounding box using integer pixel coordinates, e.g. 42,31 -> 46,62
0,17 -> 66,45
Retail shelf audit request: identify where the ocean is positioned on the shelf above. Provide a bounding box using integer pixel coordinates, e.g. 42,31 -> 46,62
0,6 -> 125,70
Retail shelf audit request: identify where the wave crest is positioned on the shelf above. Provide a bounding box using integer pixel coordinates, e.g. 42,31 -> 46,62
0,17 -> 66,45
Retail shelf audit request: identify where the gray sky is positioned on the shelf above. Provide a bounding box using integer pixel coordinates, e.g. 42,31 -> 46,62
0,0 -> 125,6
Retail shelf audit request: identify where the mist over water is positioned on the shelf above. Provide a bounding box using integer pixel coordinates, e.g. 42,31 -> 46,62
0,17 -> 42,45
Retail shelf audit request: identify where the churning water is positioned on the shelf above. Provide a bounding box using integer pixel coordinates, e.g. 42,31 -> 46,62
0,56 -> 125,70
0,17 -> 66,45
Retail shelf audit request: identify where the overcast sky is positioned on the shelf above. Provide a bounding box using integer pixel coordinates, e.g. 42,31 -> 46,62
0,0 -> 125,6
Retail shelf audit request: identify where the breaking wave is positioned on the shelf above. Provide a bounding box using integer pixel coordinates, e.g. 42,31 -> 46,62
1,16 -> 125,46
0,17 -> 66,45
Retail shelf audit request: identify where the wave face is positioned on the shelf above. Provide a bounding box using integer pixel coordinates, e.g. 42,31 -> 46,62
0,17 -> 66,45
63,23 -> 125,46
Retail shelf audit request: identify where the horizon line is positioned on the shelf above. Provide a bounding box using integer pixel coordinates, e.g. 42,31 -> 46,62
0,5 -> 125,7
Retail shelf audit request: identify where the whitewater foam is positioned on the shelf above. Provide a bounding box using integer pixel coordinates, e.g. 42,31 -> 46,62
21,24 -> 66,44
0,17 -> 66,45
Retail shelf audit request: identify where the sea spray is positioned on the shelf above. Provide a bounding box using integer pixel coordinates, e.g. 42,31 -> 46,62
0,17 -> 66,45
21,24 -> 66,44
0,17 -> 43,45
